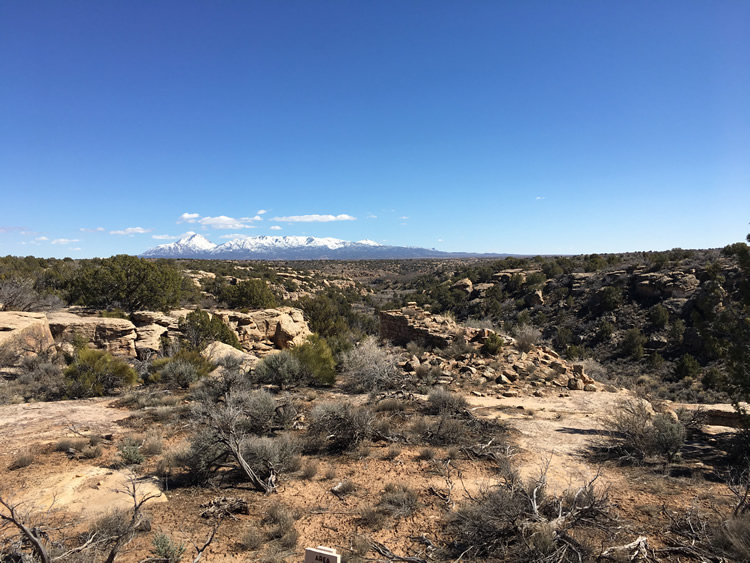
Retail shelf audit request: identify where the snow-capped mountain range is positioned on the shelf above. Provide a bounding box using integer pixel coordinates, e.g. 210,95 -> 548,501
140,234 -> 507,260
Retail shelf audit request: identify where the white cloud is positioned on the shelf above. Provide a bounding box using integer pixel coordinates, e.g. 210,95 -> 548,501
36,236 -> 48,241
536,196 -> 545,200
271,214 -> 356,223
152,234 -> 178,240
70,247 -> 82,251
51,238 -> 80,245
79,227 -> 105,232
270,225 -> 282,231
177,212 -> 200,223
256,209 -> 268,215
110,227 -> 152,235
400,216 -> 409,220
178,213 -> 260,229
20,230 -> 38,236
201,216 -> 257,229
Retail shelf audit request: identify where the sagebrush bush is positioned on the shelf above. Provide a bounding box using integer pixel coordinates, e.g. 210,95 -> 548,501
151,533 -> 185,562
514,325 -> 541,353
427,415 -> 469,446
9,451 -> 34,470
600,399 -> 686,464
308,402 -> 374,452
16,359 -> 65,401
427,388 -> 468,415
151,349 -> 215,388
118,437 -> 145,465
241,434 -> 301,482
378,483 -> 418,518
254,350 -> 303,389
341,336 -> 400,392
299,459 -> 319,480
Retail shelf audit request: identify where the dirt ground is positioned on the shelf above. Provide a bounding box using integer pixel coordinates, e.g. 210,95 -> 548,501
0,390 -> 739,561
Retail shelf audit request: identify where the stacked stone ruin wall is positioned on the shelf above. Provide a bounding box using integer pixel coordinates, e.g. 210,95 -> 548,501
378,310 -> 451,348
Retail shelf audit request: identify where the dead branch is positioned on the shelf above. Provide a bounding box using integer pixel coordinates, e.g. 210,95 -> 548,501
104,474 -> 163,563
0,495 -> 51,563
370,540 -> 427,563
191,523 -> 219,563
199,497 -> 248,519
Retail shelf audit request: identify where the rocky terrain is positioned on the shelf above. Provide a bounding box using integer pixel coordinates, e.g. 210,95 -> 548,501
1,248 -> 749,562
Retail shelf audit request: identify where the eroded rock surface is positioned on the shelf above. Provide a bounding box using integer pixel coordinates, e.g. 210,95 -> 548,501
47,312 -> 138,357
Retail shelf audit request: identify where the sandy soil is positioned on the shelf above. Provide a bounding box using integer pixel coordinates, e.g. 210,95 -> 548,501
0,390 -> 739,561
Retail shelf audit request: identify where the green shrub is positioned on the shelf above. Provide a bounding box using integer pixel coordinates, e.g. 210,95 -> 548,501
649,304 -> 670,329
596,320 -> 615,342
217,278 -> 277,309
118,437 -> 145,465
598,286 -> 623,311
675,354 -> 701,380
554,327 -> 572,350
669,319 -> 686,346
651,414 -> 686,463
481,332 -> 504,356
178,309 -> 240,350
600,399 -> 686,464
620,328 -> 646,361
292,334 -> 336,386
64,348 -> 138,398
254,350 -> 303,389
68,255 -> 183,313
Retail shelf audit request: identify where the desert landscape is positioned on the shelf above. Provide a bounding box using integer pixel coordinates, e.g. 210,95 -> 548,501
1,246 -> 749,562
2,3 -> 749,561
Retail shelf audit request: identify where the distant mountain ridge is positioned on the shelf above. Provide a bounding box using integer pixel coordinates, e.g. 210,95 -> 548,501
140,234 -> 510,260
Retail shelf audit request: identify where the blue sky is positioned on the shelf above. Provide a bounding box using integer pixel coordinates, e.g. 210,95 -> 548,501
1,1 -> 748,258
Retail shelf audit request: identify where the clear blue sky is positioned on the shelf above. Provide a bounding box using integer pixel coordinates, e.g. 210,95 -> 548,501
1,1 -> 748,258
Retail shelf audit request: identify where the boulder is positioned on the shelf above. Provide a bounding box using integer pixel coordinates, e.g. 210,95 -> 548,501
135,324 -> 169,359
202,341 -> 258,369
0,312 -> 55,363
451,278 -> 473,294
526,290 -> 544,307
567,378 -> 585,391
47,311 -> 137,357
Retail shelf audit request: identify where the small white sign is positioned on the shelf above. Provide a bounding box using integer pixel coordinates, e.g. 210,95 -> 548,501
304,546 -> 341,563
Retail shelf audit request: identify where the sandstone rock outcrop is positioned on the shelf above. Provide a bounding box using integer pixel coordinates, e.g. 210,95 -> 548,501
381,306 -> 598,395
634,272 -> 700,300
47,312 -> 137,357
0,312 -> 55,372
216,307 -> 311,353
